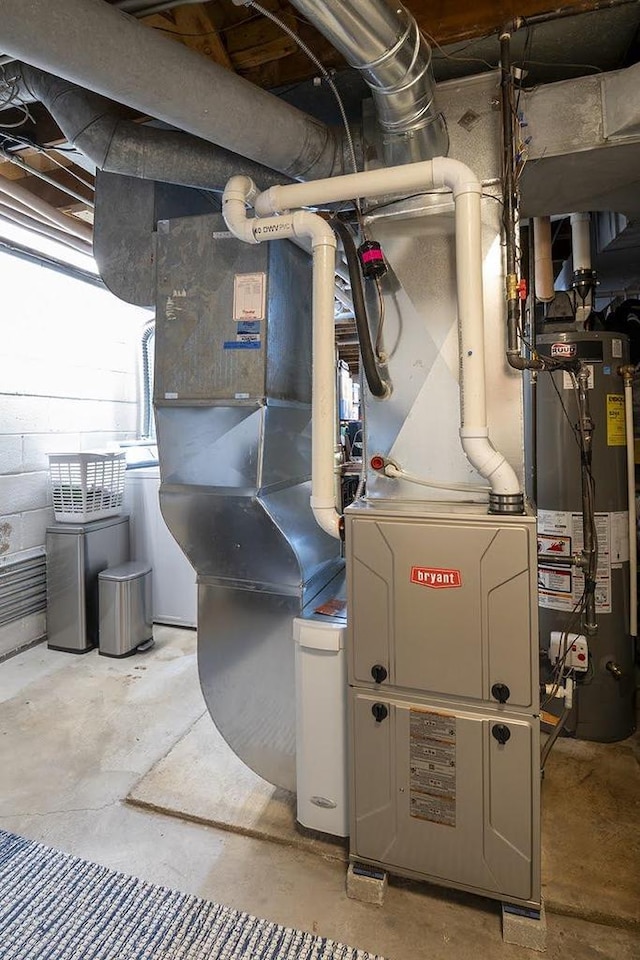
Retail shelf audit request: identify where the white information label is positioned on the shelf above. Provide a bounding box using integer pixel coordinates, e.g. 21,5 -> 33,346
233,272 -> 266,321
610,510 -> 630,567
537,509 -> 612,613
563,365 -> 594,390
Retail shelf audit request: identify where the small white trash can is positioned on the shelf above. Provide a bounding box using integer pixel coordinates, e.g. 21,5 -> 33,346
98,561 -> 153,658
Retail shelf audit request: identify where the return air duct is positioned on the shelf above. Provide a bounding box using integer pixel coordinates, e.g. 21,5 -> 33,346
15,66 -> 289,193
284,0 -> 449,164
0,0 -> 344,182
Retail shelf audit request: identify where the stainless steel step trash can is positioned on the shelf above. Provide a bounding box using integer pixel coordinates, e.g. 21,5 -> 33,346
46,515 -> 130,654
98,561 -> 153,658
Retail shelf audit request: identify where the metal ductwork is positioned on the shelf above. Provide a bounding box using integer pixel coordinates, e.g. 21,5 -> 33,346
16,65 -> 290,193
287,0 -> 448,164
0,0 -> 344,182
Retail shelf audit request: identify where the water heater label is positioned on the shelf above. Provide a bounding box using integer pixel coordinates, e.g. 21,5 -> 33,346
562,365 -> 593,390
606,395 -> 626,446
411,567 -> 462,588
538,510 -> 612,613
409,709 -> 456,827
550,342 -> 577,358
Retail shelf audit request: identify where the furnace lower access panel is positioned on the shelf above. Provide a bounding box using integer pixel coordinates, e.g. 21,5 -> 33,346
350,691 -> 540,905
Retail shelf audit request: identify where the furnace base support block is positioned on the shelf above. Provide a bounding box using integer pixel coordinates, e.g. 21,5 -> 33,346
502,902 -> 547,952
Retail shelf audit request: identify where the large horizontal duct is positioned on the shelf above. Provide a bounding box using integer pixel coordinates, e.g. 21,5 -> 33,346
17,66 -> 291,193
520,62 -> 640,216
0,0 -> 344,182
286,0 -> 448,164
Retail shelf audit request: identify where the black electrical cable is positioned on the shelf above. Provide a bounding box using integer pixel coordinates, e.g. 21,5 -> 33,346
331,219 -> 388,400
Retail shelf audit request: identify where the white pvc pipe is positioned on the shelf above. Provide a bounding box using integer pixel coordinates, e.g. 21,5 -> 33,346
223,176 -> 341,539
0,177 -> 92,242
623,375 -> 637,637
255,157 -> 521,501
570,212 -> 591,271
533,215 -> 554,302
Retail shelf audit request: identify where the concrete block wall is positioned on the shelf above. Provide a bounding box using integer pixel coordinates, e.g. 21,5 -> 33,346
0,250 -> 149,657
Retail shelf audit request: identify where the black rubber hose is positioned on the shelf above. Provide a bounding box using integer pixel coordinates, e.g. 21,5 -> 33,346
331,220 -> 388,399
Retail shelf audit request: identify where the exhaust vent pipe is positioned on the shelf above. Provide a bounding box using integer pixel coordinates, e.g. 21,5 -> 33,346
286,0 -> 448,164
0,0 -> 344,182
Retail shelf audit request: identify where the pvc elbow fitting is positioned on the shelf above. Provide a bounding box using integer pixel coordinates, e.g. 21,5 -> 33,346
432,157 -> 481,199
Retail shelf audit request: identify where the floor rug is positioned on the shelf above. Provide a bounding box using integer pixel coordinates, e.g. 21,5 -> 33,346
0,830 -> 382,960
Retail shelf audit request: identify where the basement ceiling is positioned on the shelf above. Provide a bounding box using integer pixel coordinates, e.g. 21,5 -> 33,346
0,0 -> 638,370
1,0 -> 638,220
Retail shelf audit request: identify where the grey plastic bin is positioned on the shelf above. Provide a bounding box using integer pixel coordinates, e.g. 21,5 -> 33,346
98,561 -> 153,658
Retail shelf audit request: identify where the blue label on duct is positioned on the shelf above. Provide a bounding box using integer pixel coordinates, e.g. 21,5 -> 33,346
237,321 -> 261,334
223,340 -> 261,349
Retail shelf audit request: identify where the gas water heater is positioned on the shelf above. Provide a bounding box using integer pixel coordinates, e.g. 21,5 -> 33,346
536,329 -> 636,742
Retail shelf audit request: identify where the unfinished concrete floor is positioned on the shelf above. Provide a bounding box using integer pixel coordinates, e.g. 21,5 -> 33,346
1,626 -> 638,960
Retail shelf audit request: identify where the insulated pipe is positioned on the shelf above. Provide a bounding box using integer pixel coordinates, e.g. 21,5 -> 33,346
0,147 -> 94,208
0,0 -> 343,182
570,212 -> 592,271
16,66 -> 291,193
0,203 -> 92,254
533,215 -> 555,303
570,212 -> 594,321
223,176 -> 341,539
331,220 -> 389,399
255,157 -> 522,510
621,367 -> 638,639
0,177 -> 92,241
287,0 -> 448,165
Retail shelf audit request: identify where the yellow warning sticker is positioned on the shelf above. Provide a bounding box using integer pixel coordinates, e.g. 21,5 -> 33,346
606,394 -> 626,446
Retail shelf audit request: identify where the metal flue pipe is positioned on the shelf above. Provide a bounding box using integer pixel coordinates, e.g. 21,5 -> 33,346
286,0 -> 448,165
0,0 -> 344,182
16,66 -> 292,193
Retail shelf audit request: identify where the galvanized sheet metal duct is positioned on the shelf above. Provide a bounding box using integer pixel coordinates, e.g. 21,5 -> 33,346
0,0 -> 344,181
17,65 -> 290,193
288,0 -> 448,164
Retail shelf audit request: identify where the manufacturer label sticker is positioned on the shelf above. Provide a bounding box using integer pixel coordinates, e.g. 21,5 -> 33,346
551,342 -> 577,358
411,567 -> 462,588
606,394 -> 626,446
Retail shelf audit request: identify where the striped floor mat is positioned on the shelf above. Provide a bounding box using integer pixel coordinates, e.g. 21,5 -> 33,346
0,830 -> 383,959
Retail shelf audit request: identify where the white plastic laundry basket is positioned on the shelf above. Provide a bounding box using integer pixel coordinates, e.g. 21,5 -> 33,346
48,452 -> 126,523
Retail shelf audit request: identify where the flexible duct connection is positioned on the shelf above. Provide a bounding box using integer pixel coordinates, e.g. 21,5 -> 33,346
330,220 -> 389,400
287,0 -> 448,165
